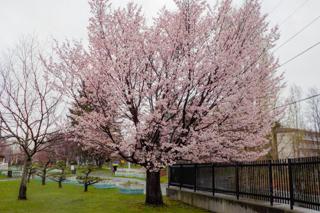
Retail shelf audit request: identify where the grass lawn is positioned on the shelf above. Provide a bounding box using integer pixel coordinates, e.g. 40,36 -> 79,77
0,180 -> 207,213
0,173 -> 8,179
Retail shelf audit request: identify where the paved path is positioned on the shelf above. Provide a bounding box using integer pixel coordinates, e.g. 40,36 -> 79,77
0,178 -> 19,181
106,177 -> 167,195
90,169 -> 168,195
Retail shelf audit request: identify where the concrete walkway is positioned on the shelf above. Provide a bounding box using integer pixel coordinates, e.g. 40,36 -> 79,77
0,178 -> 19,181
91,169 -> 167,195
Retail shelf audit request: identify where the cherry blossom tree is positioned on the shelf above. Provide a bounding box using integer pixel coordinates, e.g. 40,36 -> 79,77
0,38 -> 63,200
46,0 -> 282,205
48,132 -> 80,164
68,84 -> 113,167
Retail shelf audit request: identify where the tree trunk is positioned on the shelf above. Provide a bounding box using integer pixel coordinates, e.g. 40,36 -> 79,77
27,169 -> 32,183
18,158 -> 32,200
84,184 -> 88,192
145,171 -> 163,206
41,169 -> 46,186
97,159 -> 103,168
58,180 -> 62,188
42,161 -> 50,185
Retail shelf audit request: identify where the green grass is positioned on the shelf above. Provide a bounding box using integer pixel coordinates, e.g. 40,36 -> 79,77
0,180 -> 207,213
0,175 -> 8,179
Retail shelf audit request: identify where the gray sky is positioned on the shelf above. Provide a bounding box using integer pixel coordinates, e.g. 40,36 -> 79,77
1,0 -> 319,96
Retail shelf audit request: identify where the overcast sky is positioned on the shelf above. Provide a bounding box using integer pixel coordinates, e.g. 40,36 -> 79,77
1,0 -> 319,96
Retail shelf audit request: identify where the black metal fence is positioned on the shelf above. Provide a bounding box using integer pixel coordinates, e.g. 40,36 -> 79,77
168,157 -> 320,211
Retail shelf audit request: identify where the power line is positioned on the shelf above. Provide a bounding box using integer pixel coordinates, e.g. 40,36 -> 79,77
279,0 -> 310,26
275,93 -> 320,109
279,40 -> 320,67
274,14 -> 320,52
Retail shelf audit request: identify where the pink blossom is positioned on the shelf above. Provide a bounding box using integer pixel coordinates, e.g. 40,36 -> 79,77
46,0 -> 283,172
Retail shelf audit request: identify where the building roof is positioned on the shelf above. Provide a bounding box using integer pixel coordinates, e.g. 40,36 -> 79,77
276,127 -> 320,137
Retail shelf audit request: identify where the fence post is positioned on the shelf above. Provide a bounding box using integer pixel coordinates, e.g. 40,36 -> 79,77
268,160 -> 273,206
212,163 -> 215,196
236,163 -> 239,200
288,159 -> 294,210
194,164 -> 197,192
180,164 -> 182,190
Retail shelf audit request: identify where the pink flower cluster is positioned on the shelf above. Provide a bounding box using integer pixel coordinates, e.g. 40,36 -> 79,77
47,0 -> 282,171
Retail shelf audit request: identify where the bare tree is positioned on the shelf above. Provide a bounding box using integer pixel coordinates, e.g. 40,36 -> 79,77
76,164 -> 101,192
282,85 -> 305,157
0,38 -> 63,200
49,160 -> 66,188
285,85 -> 305,129
307,87 -> 320,154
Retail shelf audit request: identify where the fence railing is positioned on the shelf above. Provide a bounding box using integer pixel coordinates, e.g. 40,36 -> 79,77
168,157 -> 320,211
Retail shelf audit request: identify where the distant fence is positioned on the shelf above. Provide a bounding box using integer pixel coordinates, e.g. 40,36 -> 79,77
0,170 -> 22,177
0,163 -> 8,170
168,157 -> 320,211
